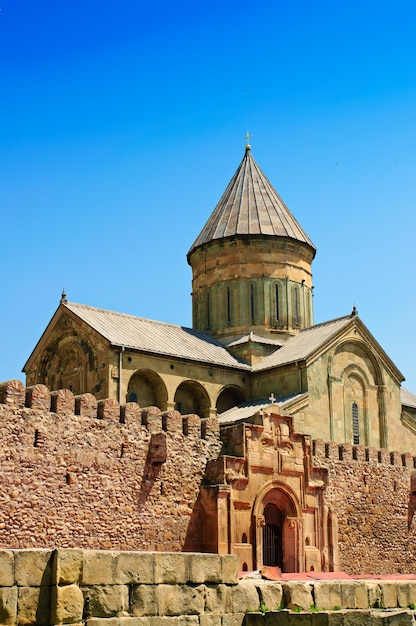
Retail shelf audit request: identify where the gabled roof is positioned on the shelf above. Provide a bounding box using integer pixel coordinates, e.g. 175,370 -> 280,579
217,393 -> 308,425
252,313 -> 405,384
252,315 -> 353,371
226,331 -> 284,348
401,387 -> 416,409
188,146 -> 316,258
24,301 -> 251,371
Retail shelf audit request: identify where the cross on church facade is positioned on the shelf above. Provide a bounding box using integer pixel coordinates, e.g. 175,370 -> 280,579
269,393 -> 276,404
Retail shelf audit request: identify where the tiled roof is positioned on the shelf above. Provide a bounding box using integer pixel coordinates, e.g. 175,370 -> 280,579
252,316 -> 353,371
63,302 -> 250,369
217,393 -> 308,425
188,147 -> 316,257
401,387 -> 416,409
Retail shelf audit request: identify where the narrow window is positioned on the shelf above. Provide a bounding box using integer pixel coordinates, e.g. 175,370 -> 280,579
293,286 -> 300,326
275,283 -> 280,322
250,284 -> 255,323
352,402 -> 359,444
206,291 -> 210,329
226,287 -> 231,325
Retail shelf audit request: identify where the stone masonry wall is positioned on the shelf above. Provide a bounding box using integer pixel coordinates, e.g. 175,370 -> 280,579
1,549 -> 416,626
0,380 -> 220,551
313,440 -> 416,574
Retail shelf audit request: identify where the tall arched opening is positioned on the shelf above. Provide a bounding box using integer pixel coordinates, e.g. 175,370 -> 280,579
216,385 -> 247,414
253,481 -> 303,573
127,370 -> 168,410
174,380 -> 211,418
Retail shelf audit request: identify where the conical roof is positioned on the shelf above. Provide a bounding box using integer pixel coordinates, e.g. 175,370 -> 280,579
188,146 -> 316,258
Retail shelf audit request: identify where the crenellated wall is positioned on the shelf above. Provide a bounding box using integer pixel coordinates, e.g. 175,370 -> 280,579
313,440 -> 416,574
0,380 -> 220,552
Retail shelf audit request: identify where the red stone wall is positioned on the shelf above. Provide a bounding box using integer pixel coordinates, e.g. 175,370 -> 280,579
313,440 -> 416,574
0,380 -> 220,551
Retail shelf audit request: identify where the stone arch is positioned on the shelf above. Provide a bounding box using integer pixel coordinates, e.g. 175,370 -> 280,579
329,338 -> 387,447
216,385 -> 247,414
252,481 -> 303,573
174,380 -> 211,418
127,369 -> 168,410
49,340 -> 87,394
342,368 -> 368,446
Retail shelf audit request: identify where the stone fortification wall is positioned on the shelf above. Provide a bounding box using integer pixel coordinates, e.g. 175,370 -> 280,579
0,380 -> 220,551
1,549 -> 416,626
313,440 -> 416,574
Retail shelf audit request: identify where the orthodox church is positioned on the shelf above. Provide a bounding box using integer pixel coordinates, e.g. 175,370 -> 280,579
21,143 -> 416,572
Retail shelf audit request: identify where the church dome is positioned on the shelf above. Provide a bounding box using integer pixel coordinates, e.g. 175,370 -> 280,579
188,147 -> 316,344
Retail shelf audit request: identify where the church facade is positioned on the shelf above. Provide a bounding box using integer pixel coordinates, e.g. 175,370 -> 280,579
21,145 -> 416,573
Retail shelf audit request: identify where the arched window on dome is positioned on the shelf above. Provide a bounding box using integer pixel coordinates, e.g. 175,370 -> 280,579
292,286 -> 300,327
275,283 -> 280,323
206,291 -> 210,330
352,402 -> 360,445
250,283 -> 255,323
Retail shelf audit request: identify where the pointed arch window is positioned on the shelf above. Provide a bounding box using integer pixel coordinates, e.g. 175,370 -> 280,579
275,283 -> 280,322
293,286 -> 300,326
226,286 -> 231,325
352,402 -> 360,445
250,283 -> 255,323
206,291 -> 210,329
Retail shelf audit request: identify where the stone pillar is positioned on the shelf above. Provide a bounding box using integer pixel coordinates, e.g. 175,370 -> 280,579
217,486 -> 231,555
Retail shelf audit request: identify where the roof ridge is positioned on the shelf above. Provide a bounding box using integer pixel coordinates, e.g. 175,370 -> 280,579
299,314 -> 353,332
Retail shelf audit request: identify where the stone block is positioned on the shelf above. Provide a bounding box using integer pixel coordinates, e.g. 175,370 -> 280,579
397,582 -> 416,608
0,550 -> 14,586
371,610 -> 413,626
352,583 -> 370,610
53,548 -> 84,584
120,619 -> 151,626
230,581 -> 260,613
158,584 -> 205,616
17,586 -> 51,626
51,583 -> 84,624
367,584 -> 381,610
199,614 -> 222,626
82,585 -> 129,618
221,614 -> 245,626
255,581 -> 283,611
131,585 -> 158,617
379,583 -> 398,608
287,612 -> 313,626
204,583 -> 231,614
343,610 -> 376,626
221,555 -> 239,585
82,550 -> 118,585
154,553 -> 187,584
188,553 -> 222,584
283,582 -> 314,611
0,587 -> 17,626
15,549 -> 53,587
314,583 -> 341,611
116,552 -> 155,584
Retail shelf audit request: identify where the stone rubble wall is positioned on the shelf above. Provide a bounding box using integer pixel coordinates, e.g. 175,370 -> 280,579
312,440 -> 416,574
0,549 -> 415,626
0,380 -> 220,551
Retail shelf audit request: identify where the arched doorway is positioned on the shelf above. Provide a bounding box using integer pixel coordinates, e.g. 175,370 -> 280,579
262,503 -> 283,567
253,481 -> 303,573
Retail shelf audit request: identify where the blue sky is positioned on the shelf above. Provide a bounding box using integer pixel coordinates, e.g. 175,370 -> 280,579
1,0 -> 416,392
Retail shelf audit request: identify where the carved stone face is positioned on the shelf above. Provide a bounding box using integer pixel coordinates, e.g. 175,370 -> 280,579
148,433 -> 167,464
